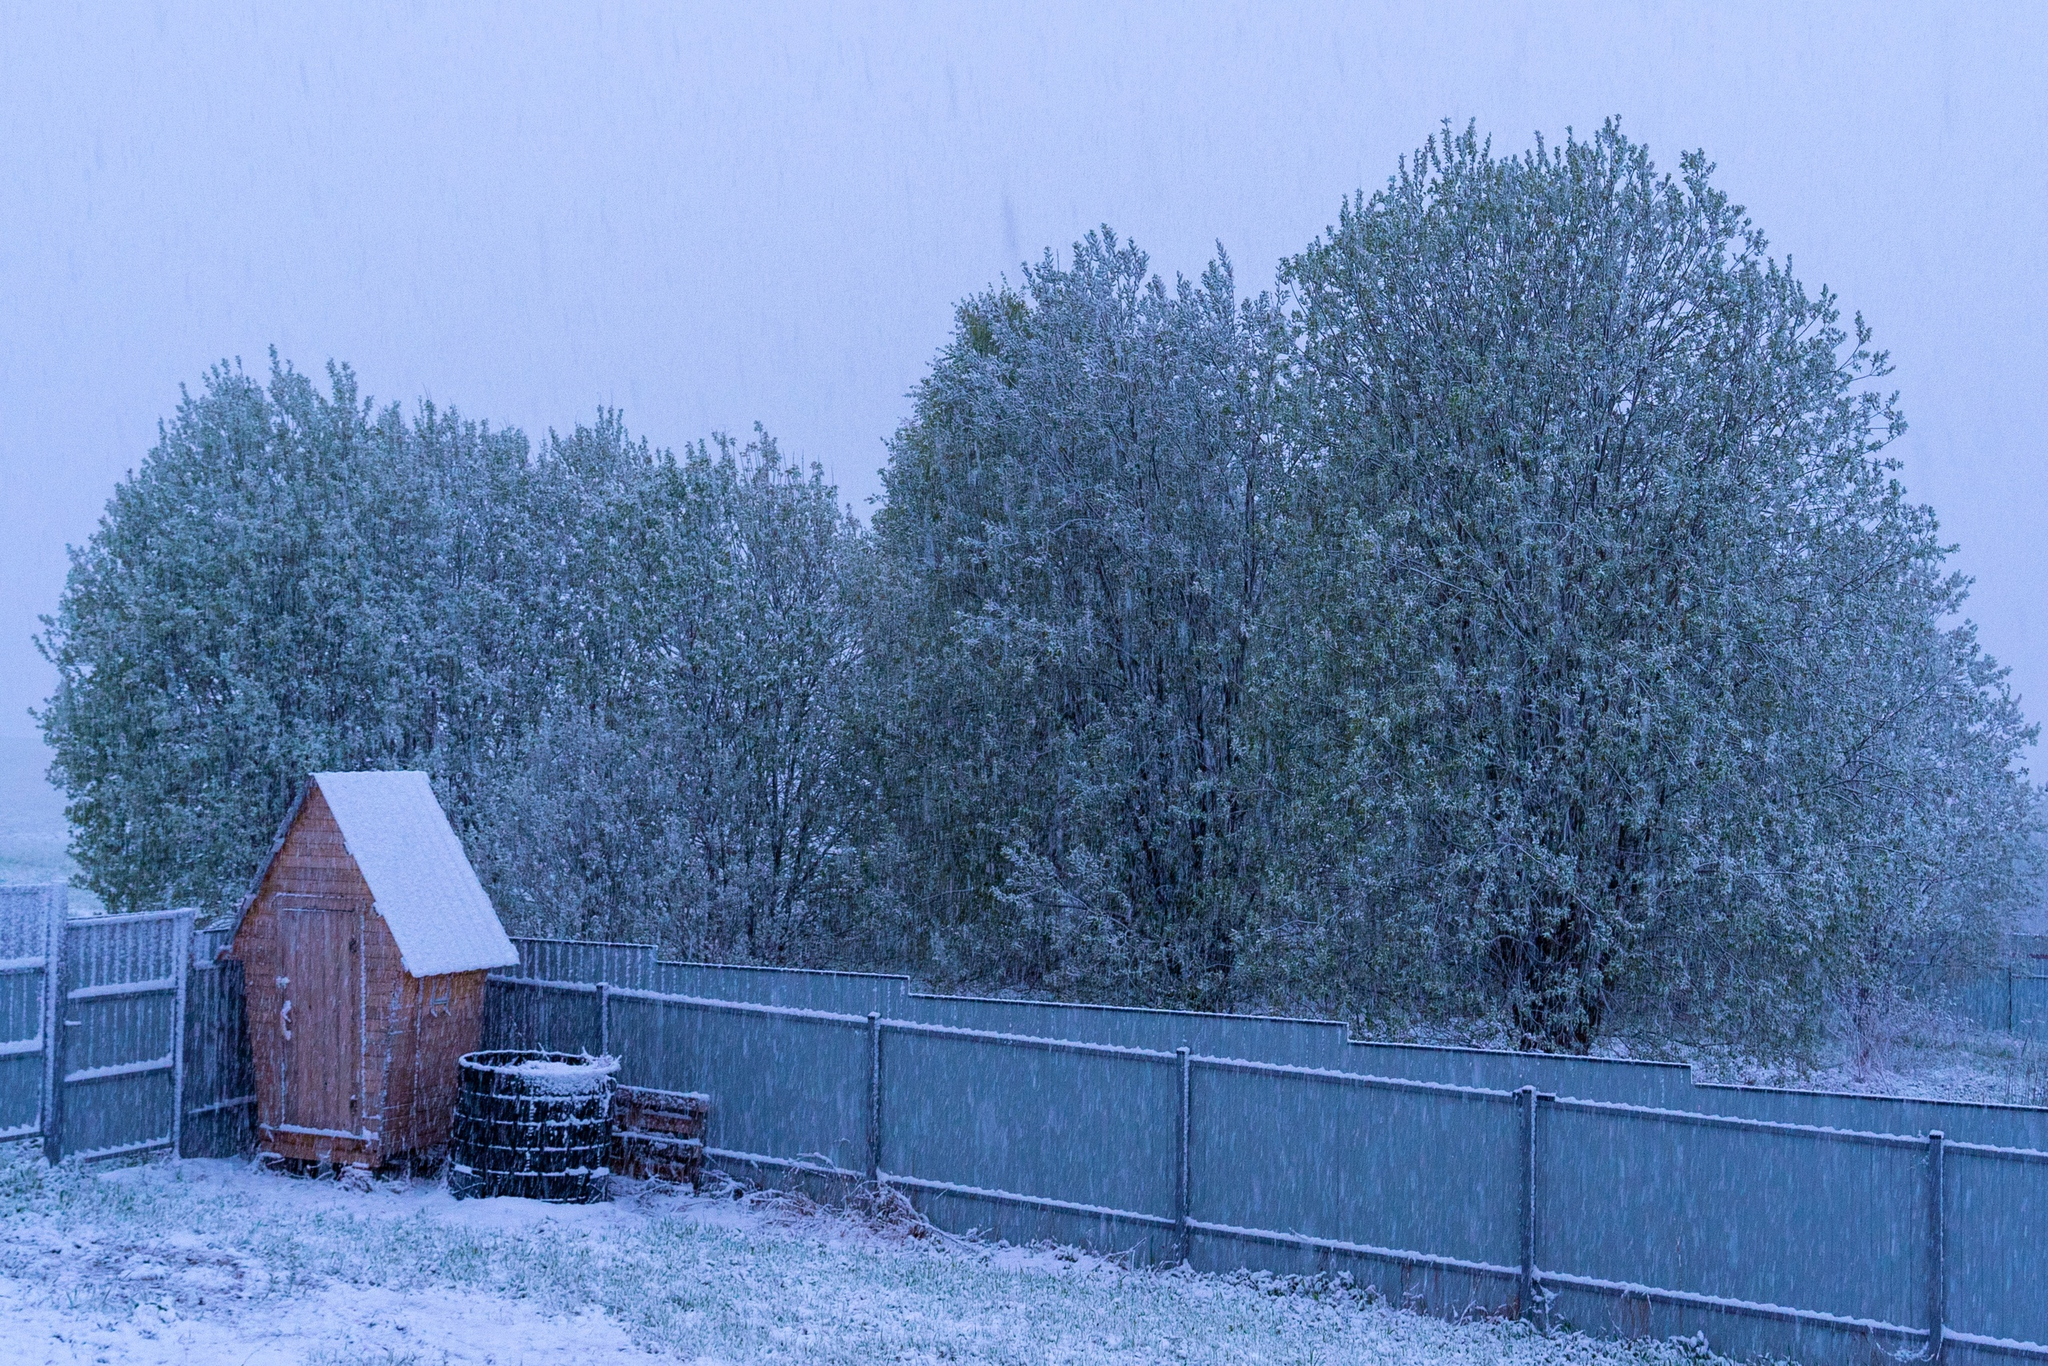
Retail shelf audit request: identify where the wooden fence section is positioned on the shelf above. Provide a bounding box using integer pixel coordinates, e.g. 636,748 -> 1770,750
45,906 -> 193,1161
0,886 -> 59,1140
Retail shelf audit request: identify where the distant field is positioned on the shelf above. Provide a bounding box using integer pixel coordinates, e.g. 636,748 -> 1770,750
0,735 -> 97,907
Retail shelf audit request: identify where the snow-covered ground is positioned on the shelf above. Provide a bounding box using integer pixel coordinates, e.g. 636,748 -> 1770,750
1678,1010 -> 2048,1107
1577,1000 -> 2048,1108
1399,1002 -> 2048,1109
0,1142 -> 1736,1366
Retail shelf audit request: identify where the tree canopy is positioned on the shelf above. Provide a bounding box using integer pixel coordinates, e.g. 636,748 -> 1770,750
1270,122 -> 2038,1048
39,125 -> 2040,1053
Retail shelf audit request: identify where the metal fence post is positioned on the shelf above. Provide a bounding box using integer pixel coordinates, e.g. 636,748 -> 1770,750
40,895 -> 66,1165
1928,1130 -> 1946,1365
866,1012 -> 882,1184
1519,1086 -> 1538,1322
169,912 -> 194,1158
1175,1046 -> 1192,1265
596,982 -> 611,1059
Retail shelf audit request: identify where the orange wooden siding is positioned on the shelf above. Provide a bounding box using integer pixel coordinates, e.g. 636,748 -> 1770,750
231,783 -> 491,1168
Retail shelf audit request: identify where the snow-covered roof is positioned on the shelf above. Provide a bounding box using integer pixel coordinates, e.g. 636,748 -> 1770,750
309,771 -> 518,977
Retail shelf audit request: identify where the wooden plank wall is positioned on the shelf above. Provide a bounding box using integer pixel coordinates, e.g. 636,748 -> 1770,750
233,784 -> 485,1167
237,786 -> 381,1165
381,970 -> 487,1156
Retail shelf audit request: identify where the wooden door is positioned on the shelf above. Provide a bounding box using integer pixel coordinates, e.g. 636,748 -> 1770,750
277,905 -> 363,1134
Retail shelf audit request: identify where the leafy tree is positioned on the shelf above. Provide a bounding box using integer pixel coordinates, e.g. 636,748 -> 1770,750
37,357 -> 544,911
873,232 -> 1284,1004
39,359 -> 878,964
41,129 -> 2039,1057
1271,123 -> 2040,1049
473,425 -> 884,963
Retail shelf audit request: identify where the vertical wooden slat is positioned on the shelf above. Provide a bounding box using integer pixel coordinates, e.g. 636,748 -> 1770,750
1928,1130 -> 1946,1365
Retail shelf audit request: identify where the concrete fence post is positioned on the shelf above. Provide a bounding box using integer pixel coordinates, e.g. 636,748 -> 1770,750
596,982 -> 611,1059
866,1012 -> 882,1184
1928,1130 -> 1946,1365
1519,1086 -> 1538,1322
1175,1046 -> 1192,1265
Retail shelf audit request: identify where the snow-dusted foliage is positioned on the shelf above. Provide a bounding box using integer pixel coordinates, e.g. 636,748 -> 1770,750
36,366 -> 879,965
463,421 -> 883,961
37,359 -> 548,913
871,232 -> 1285,1004
1262,123 -> 2040,1049
35,124 -> 2042,1051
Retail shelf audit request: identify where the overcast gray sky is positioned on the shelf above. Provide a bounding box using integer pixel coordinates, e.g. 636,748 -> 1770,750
3,3 -> 2043,754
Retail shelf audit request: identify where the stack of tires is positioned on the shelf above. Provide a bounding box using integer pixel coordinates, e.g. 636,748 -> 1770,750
449,1050 -> 617,1203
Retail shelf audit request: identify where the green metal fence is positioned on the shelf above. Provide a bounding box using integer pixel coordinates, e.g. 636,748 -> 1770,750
486,968 -> 2048,1366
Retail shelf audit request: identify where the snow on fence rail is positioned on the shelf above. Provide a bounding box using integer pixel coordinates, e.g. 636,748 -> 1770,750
486,969 -> 2048,1366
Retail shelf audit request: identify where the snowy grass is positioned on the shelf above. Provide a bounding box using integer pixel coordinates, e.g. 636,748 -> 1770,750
1648,1006 -> 2048,1108
0,1142 -> 1739,1366
1393,1002 -> 2048,1109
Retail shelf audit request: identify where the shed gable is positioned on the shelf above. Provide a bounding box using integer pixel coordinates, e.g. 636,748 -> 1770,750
221,771 -> 515,982
308,771 -> 517,978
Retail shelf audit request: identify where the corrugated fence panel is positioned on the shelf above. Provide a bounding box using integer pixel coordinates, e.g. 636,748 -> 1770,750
1192,1064 -> 1520,1278
511,938 -> 656,989
0,885 -> 60,944
903,995 -> 1348,1067
61,1067 -> 176,1158
1951,972 -> 2013,1032
490,942 -> 2048,1148
474,953 -> 2048,1366
656,962 -> 909,1017
1340,1042 -> 1692,1109
0,966 -> 44,1045
884,1027 -> 1177,1254
1692,1085 -> 2048,1154
57,910 -> 191,1159
609,993 -> 869,1175
0,887 -> 57,1139
484,978 -> 603,1055
1539,1102 -> 1927,1332
1946,1145 -> 2048,1349
1951,966 -> 2048,1042
2019,976 -> 2048,1038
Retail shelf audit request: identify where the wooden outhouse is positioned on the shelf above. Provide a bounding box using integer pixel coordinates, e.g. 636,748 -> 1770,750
226,771 -> 518,1169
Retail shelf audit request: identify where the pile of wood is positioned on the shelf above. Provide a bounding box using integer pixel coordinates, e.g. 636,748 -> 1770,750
610,1085 -> 709,1188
